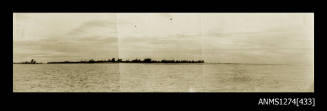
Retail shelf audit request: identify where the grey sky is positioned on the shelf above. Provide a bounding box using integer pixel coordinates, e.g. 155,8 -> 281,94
13,13 -> 314,64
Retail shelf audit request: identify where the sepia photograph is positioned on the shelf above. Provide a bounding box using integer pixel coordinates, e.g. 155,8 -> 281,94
13,13 -> 314,92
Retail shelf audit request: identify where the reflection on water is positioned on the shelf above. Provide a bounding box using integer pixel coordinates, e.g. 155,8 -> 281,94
13,63 -> 314,92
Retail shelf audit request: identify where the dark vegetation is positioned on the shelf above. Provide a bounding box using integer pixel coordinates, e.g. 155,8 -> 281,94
46,58 -> 205,64
13,59 -> 42,64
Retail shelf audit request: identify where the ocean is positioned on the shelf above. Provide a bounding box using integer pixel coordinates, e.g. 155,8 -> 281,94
13,63 -> 314,92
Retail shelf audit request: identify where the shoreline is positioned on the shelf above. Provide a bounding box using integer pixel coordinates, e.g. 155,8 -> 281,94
13,63 -> 308,66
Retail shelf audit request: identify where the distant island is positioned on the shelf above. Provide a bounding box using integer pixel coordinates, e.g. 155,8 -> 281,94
13,59 -> 43,64
14,58 -> 205,64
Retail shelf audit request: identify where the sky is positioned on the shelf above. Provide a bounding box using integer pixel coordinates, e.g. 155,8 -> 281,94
13,13 -> 314,64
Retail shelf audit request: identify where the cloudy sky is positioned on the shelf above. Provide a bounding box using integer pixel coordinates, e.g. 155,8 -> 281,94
13,13 -> 314,64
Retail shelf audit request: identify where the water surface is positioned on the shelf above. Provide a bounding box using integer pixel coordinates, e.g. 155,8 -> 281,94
13,63 -> 314,92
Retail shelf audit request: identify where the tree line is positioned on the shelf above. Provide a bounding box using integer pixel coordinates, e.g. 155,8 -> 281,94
13,59 -> 42,64
47,58 -> 205,64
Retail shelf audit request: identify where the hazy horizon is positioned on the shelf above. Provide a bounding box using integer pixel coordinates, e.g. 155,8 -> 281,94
13,13 -> 314,64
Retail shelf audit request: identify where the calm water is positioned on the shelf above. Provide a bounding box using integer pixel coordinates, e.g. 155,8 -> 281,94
13,63 -> 314,92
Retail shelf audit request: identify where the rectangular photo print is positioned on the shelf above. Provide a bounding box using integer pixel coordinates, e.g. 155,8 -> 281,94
13,13 -> 314,92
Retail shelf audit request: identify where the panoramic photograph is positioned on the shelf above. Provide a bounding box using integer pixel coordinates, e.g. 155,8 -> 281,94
13,13 -> 314,92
